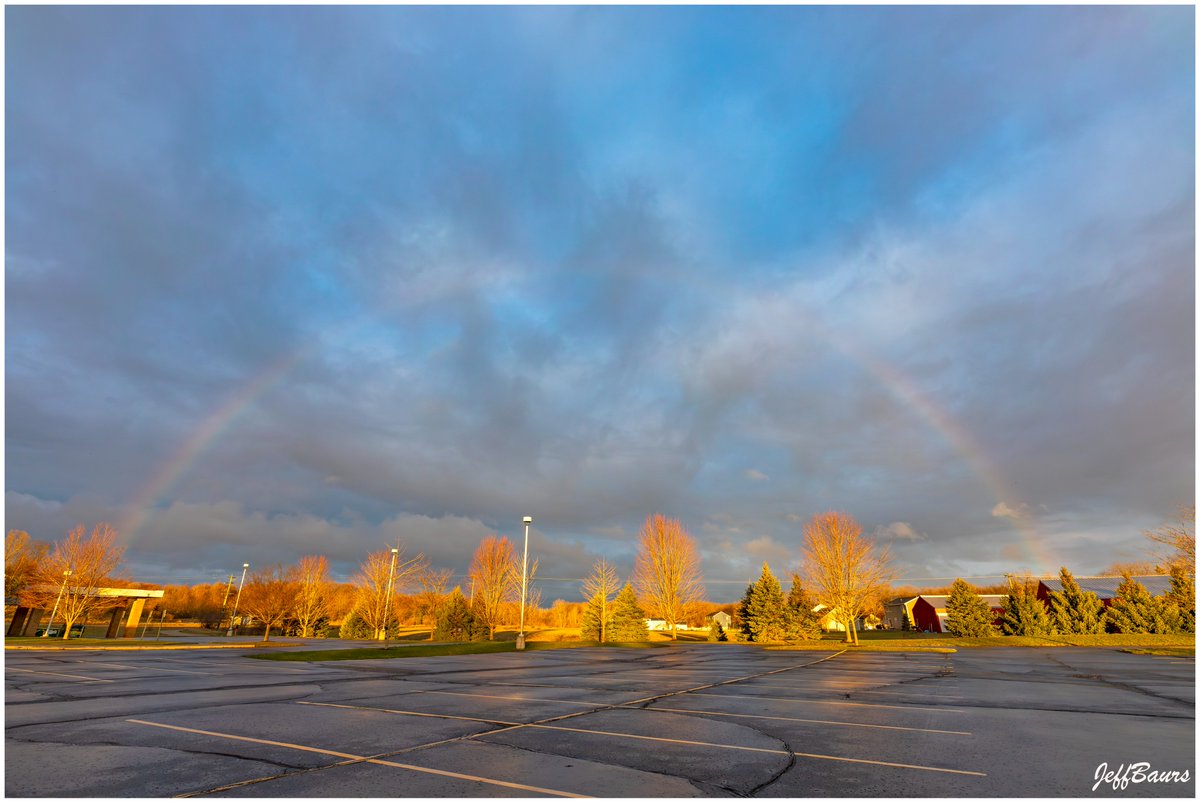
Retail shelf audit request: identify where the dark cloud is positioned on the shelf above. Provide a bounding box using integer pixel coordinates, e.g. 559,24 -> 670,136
6,7 -> 1192,596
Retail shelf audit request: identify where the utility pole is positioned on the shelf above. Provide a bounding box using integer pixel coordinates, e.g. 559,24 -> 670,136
380,547 -> 399,642
42,570 -> 72,638
227,563 -> 249,637
516,516 -> 532,651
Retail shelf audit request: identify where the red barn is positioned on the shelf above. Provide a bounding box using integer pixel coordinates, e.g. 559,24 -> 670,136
912,594 -> 1007,633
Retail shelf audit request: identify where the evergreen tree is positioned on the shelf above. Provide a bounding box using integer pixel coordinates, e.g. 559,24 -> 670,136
1000,579 -> 1055,636
434,588 -> 486,641
783,573 -> 822,641
1106,575 -> 1175,634
944,579 -> 998,637
339,610 -> 399,640
339,611 -> 373,640
743,563 -> 787,642
581,590 -> 617,641
737,582 -> 756,640
901,608 -> 911,631
1163,564 -> 1195,634
1048,567 -> 1106,634
609,584 -> 650,641
707,621 -> 726,642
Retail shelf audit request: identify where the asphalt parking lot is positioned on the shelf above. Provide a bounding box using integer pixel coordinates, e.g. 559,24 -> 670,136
4,643 -> 1194,797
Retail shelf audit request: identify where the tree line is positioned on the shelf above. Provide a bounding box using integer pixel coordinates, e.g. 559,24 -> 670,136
941,566 -> 1195,637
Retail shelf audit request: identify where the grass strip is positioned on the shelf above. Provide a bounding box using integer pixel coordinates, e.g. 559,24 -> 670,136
1120,647 -> 1195,657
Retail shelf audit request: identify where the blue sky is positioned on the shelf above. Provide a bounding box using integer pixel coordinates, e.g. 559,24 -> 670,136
5,6 -> 1194,600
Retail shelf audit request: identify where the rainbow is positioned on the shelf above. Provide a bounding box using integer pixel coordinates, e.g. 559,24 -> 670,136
118,349 -> 305,544
807,316 -> 1057,573
118,301 -> 1058,574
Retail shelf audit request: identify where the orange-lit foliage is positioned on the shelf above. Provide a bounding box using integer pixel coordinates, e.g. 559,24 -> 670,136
633,514 -> 703,640
469,535 -> 517,639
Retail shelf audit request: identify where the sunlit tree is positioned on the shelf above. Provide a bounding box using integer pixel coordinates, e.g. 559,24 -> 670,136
5,530 -> 48,602
415,566 -> 454,640
353,546 -> 426,640
633,514 -> 703,640
1144,505 -> 1195,577
469,535 -> 517,639
802,512 -> 891,645
581,558 -> 620,643
28,524 -> 126,639
292,555 -> 332,638
240,564 -> 298,642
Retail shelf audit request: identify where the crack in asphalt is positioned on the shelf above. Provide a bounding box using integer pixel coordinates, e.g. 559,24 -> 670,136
5,733 -> 310,771
1045,653 -> 1195,709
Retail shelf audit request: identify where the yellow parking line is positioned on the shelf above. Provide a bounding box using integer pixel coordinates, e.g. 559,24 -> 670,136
68,661 -> 212,676
297,700 -> 521,726
310,700 -> 983,777
125,719 -> 588,797
6,666 -> 113,683
482,722 -> 985,776
686,690 -> 964,713
426,689 -> 605,707
637,705 -> 971,735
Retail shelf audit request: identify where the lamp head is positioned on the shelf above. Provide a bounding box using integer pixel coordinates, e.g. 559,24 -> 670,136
243,563 -> 250,568
391,548 -> 399,554
523,516 -> 533,525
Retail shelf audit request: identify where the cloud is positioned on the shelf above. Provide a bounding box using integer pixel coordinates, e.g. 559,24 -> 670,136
992,502 -> 1030,520
4,7 -> 1191,594
873,521 -> 925,542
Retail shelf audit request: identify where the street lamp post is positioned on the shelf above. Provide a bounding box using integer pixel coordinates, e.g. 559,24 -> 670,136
227,563 -> 249,637
380,547 -> 399,642
516,516 -> 532,651
42,569 -> 72,638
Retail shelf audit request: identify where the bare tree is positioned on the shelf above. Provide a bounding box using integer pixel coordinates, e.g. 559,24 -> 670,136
239,565 -> 299,642
292,555 -> 332,638
5,530 -> 47,602
27,524 -> 126,639
468,535 -> 518,639
802,511 -> 891,646
1144,505 -> 1195,577
415,566 -> 454,640
582,558 -> 620,643
352,546 -> 426,640
633,514 -> 703,640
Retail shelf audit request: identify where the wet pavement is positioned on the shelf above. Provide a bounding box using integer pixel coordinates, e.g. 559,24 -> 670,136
4,643 -> 1194,796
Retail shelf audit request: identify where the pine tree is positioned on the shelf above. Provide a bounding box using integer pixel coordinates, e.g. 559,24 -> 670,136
944,579 -> 998,637
580,591 -> 615,641
1106,575 -> 1175,634
901,608 -> 911,631
434,588 -> 485,641
1163,564 -> 1195,634
743,563 -> 786,642
737,582 -> 756,641
783,573 -> 822,641
1048,567 -> 1106,634
609,584 -> 649,641
1000,579 -> 1054,636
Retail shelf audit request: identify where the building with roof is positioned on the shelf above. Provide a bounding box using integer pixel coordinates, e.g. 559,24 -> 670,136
883,596 -> 920,630
911,594 -> 1007,633
6,586 -> 164,639
1036,575 -> 1173,606
705,611 -> 732,630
